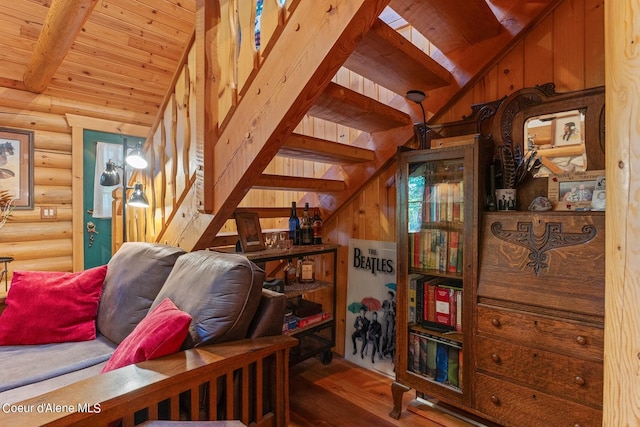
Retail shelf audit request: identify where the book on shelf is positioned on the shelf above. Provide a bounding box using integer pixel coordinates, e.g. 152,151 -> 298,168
408,331 -> 463,389
408,227 -> 463,275
408,273 -> 423,323
435,286 -> 454,326
448,231 -> 459,273
455,289 -> 462,332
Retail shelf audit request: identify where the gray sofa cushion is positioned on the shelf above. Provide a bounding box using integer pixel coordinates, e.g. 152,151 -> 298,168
150,250 -> 265,348
0,334 -> 116,393
97,242 -> 186,344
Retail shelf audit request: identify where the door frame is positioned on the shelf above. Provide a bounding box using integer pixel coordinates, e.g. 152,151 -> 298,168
67,114 -> 149,271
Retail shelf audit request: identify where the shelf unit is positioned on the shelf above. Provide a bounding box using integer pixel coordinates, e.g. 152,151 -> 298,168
390,141 -> 489,418
240,244 -> 339,365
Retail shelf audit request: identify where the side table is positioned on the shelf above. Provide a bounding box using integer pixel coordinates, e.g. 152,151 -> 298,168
0,257 -> 13,291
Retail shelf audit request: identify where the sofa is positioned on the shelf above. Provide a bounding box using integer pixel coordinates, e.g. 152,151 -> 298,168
0,242 -> 296,427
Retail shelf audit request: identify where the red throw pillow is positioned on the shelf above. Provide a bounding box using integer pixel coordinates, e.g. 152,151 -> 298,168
0,265 -> 108,345
101,298 -> 192,373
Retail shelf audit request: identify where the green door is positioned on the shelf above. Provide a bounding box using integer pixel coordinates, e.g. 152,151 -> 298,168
83,131 -> 137,268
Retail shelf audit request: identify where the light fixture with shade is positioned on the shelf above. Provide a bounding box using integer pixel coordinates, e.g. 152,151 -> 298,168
99,137 -> 149,244
125,141 -> 148,169
127,182 -> 150,208
406,90 -> 428,149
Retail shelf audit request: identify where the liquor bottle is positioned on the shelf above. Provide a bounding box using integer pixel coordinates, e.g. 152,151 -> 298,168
289,201 -> 300,245
312,208 -> 323,245
284,259 -> 297,286
298,256 -> 316,283
300,203 -> 313,245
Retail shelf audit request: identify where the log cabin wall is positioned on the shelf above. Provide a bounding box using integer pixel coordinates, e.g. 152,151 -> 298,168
323,0 -> 605,357
0,112 -> 73,284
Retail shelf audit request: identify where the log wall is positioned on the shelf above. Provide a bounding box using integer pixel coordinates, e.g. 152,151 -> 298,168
323,0 -> 605,357
0,110 -> 73,287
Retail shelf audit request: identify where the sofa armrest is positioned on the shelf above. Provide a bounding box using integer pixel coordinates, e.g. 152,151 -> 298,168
3,335 -> 297,427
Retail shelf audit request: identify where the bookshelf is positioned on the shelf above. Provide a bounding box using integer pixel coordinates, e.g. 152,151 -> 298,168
391,140 -> 490,417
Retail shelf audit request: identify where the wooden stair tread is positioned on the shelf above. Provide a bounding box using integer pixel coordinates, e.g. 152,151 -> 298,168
308,82 -> 411,133
388,0 -> 503,54
344,18 -> 453,96
253,174 -> 346,192
279,133 -> 375,164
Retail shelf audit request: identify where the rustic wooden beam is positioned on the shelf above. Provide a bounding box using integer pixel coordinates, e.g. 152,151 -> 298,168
23,0 -> 98,93
279,133 -> 375,164
343,18 -> 453,95
388,0 -> 502,53
253,174 -> 346,192
308,82 -> 411,132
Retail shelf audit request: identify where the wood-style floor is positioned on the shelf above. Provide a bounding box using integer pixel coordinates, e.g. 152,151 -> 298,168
289,355 -> 478,427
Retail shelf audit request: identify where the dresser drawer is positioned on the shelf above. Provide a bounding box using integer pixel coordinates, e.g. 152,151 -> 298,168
475,373 -> 602,427
476,336 -> 603,408
477,304 -> 604,360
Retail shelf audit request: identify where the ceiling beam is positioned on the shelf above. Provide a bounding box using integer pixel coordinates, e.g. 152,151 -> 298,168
23,0 -> 98,93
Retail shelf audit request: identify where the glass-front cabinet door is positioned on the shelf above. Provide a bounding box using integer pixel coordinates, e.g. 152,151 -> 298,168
393,141 -> 487,410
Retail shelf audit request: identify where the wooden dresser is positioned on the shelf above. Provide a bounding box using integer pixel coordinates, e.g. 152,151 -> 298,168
475,211 -> 605,427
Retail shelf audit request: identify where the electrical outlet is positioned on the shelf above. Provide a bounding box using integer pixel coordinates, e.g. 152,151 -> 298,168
40,207 -> 57,219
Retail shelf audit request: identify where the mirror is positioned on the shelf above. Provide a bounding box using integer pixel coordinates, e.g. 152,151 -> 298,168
489,83 -> 605,182
524,109 -> 587,177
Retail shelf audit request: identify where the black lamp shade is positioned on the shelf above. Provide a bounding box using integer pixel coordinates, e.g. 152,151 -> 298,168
128,182 -> 149,208
100,160 -> 120,186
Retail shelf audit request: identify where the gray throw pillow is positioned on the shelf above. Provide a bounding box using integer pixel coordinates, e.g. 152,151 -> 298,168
150,250 -> 265,348
97,242 -> 186,344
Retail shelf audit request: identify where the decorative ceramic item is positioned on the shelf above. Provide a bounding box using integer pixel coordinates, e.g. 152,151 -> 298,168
528,196 -> 553,211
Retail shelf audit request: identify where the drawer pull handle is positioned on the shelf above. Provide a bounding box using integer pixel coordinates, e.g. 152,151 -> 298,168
576,335 -> 587,345
575,376 -> 585,386
491,318 -> 501,327
491,353 -> 501,363
490,395 -> 500,405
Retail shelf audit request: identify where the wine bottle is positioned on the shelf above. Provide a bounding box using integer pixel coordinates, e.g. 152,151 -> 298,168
289,202 -> 300,245
313,208 -> 323,245
300,203 -> 313,245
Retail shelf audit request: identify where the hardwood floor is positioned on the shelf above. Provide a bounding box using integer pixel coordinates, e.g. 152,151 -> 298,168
288,355 -> 478,427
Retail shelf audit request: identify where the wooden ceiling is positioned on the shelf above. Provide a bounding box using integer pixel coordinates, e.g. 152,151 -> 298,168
0,0 -> 560,130
0,0 -> 195,127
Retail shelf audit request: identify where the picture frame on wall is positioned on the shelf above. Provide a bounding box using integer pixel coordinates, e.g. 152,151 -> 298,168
234,211 -> 266,252
0,127 -> 34,209
553,112 -> 584,147
547,170 -> 605,211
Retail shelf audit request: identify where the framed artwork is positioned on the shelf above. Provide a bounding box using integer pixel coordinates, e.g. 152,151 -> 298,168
0,127 -> 34,209
548,170 -> 604,211
346,239 -> 397,378
553,112 -> 584,147
234,211 -> 266,252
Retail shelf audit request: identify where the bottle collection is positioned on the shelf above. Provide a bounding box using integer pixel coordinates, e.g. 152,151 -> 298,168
288,201 -> 322,246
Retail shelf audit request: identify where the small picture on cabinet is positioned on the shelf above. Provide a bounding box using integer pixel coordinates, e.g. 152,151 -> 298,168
547,170 -> 604,211
234,211 -> 266,252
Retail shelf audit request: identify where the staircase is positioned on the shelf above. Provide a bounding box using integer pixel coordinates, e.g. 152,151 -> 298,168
150,0 -> 562,251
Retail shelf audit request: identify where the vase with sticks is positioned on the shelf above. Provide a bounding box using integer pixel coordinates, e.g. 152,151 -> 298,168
0,190 -> 15,229
494,143 -> 539,210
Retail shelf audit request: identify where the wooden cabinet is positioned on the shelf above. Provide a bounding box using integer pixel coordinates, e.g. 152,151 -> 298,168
391,168 -> 605,425
475,211 -> 605,426
390,141 -> 490,418
240,244 -> 338,365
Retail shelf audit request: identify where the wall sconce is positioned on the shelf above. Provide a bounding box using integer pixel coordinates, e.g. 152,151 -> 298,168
406,90 -> 428,149
100,137 -> 149,243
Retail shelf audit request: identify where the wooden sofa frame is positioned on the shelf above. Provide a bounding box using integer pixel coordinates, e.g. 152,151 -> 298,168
6,335 -> 297,427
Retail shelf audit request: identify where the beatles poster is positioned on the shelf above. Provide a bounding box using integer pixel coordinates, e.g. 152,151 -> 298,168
346,239 -> 397,378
